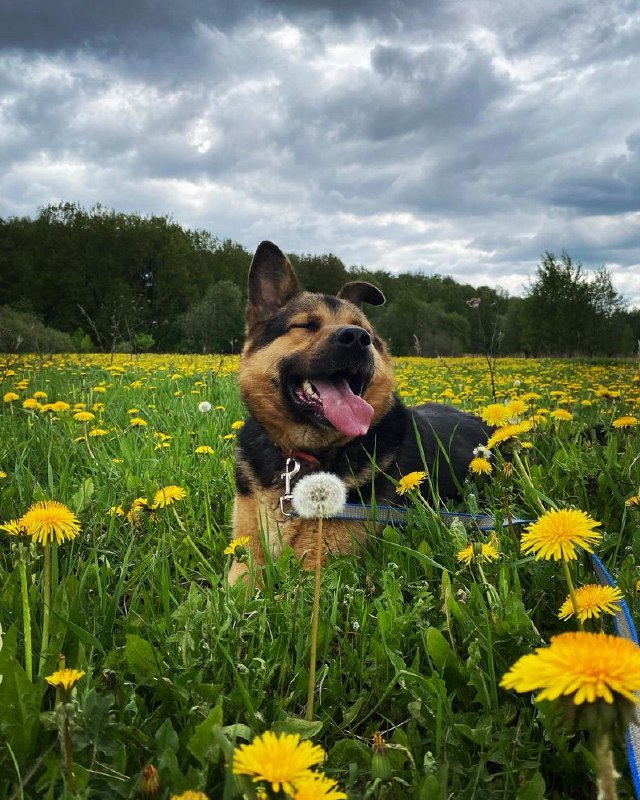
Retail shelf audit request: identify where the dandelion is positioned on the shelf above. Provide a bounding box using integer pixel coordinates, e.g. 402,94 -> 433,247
88,427 -> 109,437
292,772 -> 348,800
626,494 -> 640,509
457,541 -> 500,567
291,473 -> 347,519
20,500 -> 81,546
224,536 -> 250,555
500,631 -> 640,706
396,471 -> 427,495
140,764 -> 161,797
4,391 -> 19,402
170,792 -> 209,800
486,421 -> 532,449
0,470 -> 6,479
520,508 -> 602,561
507,398 -> 528,418
23,398 -> 40,409
469,456 -> 493,475
130,417 -> 148,427
152,485 -> 186,508
0,519 -> 27,536
558,584 -> 623,622
480,404 -> 511,426
233,731 -> 325,794
550,409 -> 573,422
195,445 -> 215,455
33,390 -> 47,399
73,411 -> 95,422
198,401 -> 212,413
231,420 -> 245,430
46,668 -> 86,693
612,415 -> 638,429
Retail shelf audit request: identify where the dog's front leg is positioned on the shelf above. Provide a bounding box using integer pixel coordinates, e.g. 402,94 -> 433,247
228,493 -> 263,585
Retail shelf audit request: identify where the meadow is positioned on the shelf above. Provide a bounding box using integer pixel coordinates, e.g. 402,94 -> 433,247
1,352 -> 639,800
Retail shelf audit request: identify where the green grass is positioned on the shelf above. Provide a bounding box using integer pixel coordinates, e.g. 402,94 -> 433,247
0,353 -> 639,799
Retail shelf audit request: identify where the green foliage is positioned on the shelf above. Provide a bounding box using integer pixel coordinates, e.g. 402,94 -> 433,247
0,306 -> 75,353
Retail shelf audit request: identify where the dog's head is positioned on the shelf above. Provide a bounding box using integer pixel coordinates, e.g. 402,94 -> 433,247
239,241 -> 395,451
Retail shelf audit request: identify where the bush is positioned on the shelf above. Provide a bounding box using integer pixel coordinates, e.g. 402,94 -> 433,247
0,306 -> 74,353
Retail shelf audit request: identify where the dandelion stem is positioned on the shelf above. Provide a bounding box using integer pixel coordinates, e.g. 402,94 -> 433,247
17,554 -> 33,681
63,715 -> 75,793
512,450 -> 547,515
82,423 -> 96,460
595,732 -> 619,800
39,543 -> 52,676
306,516 -> 323,722
562,559 -> 584,631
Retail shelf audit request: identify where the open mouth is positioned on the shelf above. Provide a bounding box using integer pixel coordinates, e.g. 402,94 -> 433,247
287,368 -> 374,438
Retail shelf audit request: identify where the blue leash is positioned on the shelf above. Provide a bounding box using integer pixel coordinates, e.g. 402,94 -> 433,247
592,554 -> 640,798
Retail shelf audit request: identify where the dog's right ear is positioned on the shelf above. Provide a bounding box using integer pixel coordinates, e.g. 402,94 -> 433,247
246,241 -> 301,328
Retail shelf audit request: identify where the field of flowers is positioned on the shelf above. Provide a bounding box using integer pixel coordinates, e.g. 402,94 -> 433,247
1,353 -> 640,800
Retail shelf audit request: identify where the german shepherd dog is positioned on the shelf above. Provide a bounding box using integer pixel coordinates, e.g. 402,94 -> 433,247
229,241 -> 491,584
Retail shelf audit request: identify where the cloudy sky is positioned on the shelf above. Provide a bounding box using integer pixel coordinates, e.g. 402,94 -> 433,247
1,1 -> 639,305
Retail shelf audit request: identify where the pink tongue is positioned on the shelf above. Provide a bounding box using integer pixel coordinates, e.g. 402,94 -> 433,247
312,377 -> 374,438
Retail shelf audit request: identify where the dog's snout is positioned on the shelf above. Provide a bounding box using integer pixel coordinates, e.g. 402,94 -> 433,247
336,325 -> 371,350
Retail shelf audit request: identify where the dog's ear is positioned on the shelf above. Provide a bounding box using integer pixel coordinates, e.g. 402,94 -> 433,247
337,281 -> 386,307
247,241 -> 301,328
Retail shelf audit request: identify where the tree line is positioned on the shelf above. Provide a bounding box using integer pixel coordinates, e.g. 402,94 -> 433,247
1,202 -> 638,357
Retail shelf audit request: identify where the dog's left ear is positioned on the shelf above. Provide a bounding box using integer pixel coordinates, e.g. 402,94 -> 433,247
337,281 -> 386,307
246,241 -> 301,328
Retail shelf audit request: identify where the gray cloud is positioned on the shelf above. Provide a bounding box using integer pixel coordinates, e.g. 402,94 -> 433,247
1,0 -> 639,306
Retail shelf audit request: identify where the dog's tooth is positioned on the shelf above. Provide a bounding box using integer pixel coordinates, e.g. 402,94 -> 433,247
302,379 -> 317,397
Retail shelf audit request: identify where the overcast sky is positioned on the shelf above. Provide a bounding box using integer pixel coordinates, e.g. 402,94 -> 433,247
1,1 -> 639,306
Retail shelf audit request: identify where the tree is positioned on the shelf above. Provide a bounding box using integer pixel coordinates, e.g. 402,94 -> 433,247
180,281 -> 244,353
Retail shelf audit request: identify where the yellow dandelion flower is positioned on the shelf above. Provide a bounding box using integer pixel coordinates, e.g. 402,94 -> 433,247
0,519 -> 27,537
500,631 -> 640,705
626,494 -> 640,509
20,500 -> 81,546
469,457 -> 493,475
396,471 -> 427,495
88,428 -> 109,437
152,485 -> 186,508
558,584 -> 623,621
224,536 -> 250,555
195,445 -> 215,454
233,731 -> 325,794
486,421 -> 532,449
93,386 -> 106,394
612,415 -> 638,429
0,470 -> 6,479
4,392 -> 19,402
231,420 -> 245,430
457,541 -> 500,567
73,411 -> 95,422
550,409 -> 573,422
127,407 -> 140,414
292,772 -> 348,800
222,433 -> 236,440
22,398 -> 41,410
170,792 -> 209,800
107,506 -> 126,517
51,401 -> 71,412
33,391 -> 47,399
480,404 -> 511,427
130,417 -> 148,427
45,668 -> 85,692
506,399 -> 528,418
520,508 -> 602,561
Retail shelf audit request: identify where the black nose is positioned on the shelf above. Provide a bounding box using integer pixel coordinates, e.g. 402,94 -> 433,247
335,325 -> 371,350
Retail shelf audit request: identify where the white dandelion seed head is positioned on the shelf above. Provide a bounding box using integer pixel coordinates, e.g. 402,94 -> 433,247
472,445 -> 493,460
291,472 -> 347,519
198,401 -> 212,413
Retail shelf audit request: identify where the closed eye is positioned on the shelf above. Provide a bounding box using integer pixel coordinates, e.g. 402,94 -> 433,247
288,320 -> 320,332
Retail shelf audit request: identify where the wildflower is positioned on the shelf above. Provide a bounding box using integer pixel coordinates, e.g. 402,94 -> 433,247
20,500 -> 81,546
486,421 -> 532,449
396,471 -> 427,495
23,398 -> 40,409
224,536 -> 250,555
152,485 -> 186,508
231,420 -> 245,430
130,417 -> 148,427
140,764 -> 161,797
291,473 -> 347,519
292,772 -> 348,800
457,541 -> 500,567
520,508 -> 602,561
472,445 -> 492,460
127,498 -> 152,523
107,506 -> 125,517
127,407 -> 140,414
0,470 -> 6,479
612,415 -> 638,429
480,404 -> 511,427
233,731 -> 325,794
626,495 -> 640,509
0,519 -> 27,537
198,401 -> 212,413
33,391 -> 47,399
500,631 -> 640,705
45,668 -> 85,693
550,409 -> 573,422
51,401 -> 71,413
195,445 -> 215,455
558,584 -> 623,622
170,792 -> 209,800
469,457 -> 493,475
88,428 -> 109,437
73,411 -> 95,422
507,398 -> 528,418
4,392 -> 19,402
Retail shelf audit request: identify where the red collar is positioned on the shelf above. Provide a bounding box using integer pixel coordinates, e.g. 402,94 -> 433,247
282,447 -> 322,468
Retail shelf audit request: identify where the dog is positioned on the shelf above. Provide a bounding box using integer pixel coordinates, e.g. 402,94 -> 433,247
229,241 -> 492,584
